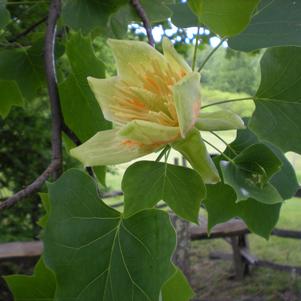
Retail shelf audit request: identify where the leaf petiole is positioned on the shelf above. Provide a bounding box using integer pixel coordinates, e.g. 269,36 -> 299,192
198,37 -> 227,72
202,137 -> 235,164
202,97 -> 254,109
210,131 -> 238,156
192,26 -> 201,71
156,145 -> 171,162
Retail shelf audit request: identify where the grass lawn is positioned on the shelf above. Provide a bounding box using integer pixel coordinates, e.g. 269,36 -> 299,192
191,199 -> 301,301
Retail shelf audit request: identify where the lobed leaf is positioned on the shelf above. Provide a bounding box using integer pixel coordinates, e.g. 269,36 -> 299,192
188,0 -> 259,37
0,80 -> 23,118
5,258 -> 56,301
203,183 -> 281,239
229,0 -> 301,51
249,47 -> 301,155
161,266 -> 194,301
44,169 -> 176,301
122,161 -> 205,223
220,143 -> 283,205
224,124 -> 299,200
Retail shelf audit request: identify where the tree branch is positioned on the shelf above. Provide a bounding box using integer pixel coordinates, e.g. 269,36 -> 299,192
130,0 -> 155,47
44,0 -> 63,179
0,0 -> 62,212
8,16 -> 47,43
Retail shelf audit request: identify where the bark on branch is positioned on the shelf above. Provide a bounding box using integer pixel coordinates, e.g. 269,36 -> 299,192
130,0 -> 155,47
0,0 -> 62,211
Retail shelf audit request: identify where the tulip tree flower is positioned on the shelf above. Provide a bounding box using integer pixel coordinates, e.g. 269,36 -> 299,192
70,38 -> 244,184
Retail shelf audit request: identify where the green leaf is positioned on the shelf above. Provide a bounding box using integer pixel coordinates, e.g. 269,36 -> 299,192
60,33 -> 111,142
229,0 -> 301,51
0,38 -> 63,102
60,33 -> 111,185
0,0 -> 10,29
220,144 -> 283,204
0,47 -> 42,100
0,80 -> 23,118
122,161 -> 205,223
161,267 -> 194,301
37,193 -> 50,228
44,169 -> 176,301
188,0 -> 259,37
249,47 -> 301,155
203,183 -> 281,239
268,144 -> 299,200
169,2 -> 199,28
61,0 -> 128,32
131,0 -> 172,23
5,258 -> 56,301
225,123 -> 299,200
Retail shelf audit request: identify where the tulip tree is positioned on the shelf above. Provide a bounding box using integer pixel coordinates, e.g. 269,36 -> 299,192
1,0 -> 300,300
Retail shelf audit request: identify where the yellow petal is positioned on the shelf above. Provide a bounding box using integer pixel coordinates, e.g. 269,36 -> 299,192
107,39 -> 168,84
70,129 -> 151,166
119,120 -> 180,145
88,76 -> 122,124
88,76 -> 176,126
195,110 -> 245,131
172,72 -> 201,138
162,37 -> 191,74
173,129 -> 220,184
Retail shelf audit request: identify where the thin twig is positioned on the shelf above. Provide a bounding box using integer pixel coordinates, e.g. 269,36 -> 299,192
198,37 -> 227,72
202,138 -> 235,164
62,123 -> 81,146
0,0 -> 62,212
191,26 -> 201,71
61,123 -> 94,178
130,0 -> 155,47
210,131 -> 238,156
8,16 -> 47,43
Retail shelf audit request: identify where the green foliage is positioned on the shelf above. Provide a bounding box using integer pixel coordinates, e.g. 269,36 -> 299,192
60,33 -> 111,142
203,183 -> 281,239
5,258 -> 55,301
220,163 -> 282,206
224,124 -> 299,200
60,33 -> 112,185
161,267 -> 194,301
122,161 -> 205,223
0,0 -> 10,29
229,0 -> 301,51
61,0 -> 128,33
44,169 -> 176,300
0,103 -> 51,241
0,80 -> 23,118
188,0 -> 259,37
0,46 -> 43,100
169,2 -> 199,28
250,47 -> 301,154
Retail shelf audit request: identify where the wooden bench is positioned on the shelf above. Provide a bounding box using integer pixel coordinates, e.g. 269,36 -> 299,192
1,219 -> 301,280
